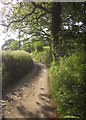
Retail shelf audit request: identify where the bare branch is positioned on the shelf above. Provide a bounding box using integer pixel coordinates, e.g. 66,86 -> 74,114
21,36 -> 34,42
31,2 -> 51,14
21,13 -> 46,26
40,28 -> 50,37
22,17 -> 36,24
37,13 -> 46,20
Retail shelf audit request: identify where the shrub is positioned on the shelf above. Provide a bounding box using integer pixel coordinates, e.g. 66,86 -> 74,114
49,51 -> 85,118
31,46 -> 52,67
10,40 -> 19,50
21,42 -> 34,52
2,50 -> 34,90
33,41 -> 43,52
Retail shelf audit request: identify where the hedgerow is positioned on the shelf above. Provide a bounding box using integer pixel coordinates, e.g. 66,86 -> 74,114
2,50 -> 34,90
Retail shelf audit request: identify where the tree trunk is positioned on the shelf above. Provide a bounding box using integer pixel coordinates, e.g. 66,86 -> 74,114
51,2 -> 61,61
19,29 -> 21,50
49,38 -> 53,62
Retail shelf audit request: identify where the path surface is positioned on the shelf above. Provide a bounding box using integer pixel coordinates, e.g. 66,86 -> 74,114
2,61 -> 57,118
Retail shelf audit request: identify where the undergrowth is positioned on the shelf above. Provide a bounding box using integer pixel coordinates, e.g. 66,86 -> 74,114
49,51 -> 85,118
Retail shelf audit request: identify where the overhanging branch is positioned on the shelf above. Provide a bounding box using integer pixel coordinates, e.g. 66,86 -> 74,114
40,28 -> 50,37
1,5 -> 36,27
37,13 -> 46,20
31,2 -> 51,14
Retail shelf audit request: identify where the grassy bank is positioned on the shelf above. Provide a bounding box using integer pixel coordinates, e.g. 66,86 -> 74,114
2,50 -> 34,90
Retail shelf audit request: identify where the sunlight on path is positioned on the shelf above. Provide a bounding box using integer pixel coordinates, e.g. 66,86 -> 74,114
2,61 -> 57,118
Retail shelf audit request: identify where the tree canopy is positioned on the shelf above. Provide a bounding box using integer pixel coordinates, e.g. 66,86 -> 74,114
1,2 -> 85,59
1,1 -> 85,118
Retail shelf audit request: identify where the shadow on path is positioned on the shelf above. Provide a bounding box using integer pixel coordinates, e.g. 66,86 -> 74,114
17,103 -> 56,118
17,92 -> 56,118
2,61 -> 58,118
3,61 -> 43,99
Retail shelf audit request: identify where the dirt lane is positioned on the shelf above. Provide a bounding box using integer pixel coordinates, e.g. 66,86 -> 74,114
2,61 -> 57,118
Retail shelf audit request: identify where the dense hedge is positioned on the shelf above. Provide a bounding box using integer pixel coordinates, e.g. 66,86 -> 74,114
2,50 -> 34,90
49,51 -> 85,118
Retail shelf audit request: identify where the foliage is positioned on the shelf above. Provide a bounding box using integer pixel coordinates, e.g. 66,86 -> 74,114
33,41 -> 44,52
31,46 -> 52,67
2,50 -> 34,90
49,51 -> 85,118
10,40 -> 19,50
21,38 -> 45,52
21,42 -> 34,53
2,39 -> 16,50
2,2 -> 85,59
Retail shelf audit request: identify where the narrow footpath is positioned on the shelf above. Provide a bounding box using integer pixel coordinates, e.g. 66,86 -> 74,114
2,61 -> 58,118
